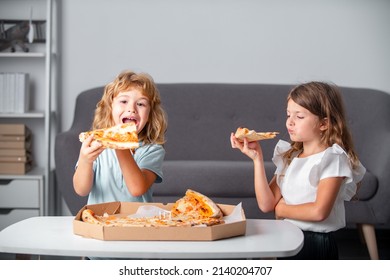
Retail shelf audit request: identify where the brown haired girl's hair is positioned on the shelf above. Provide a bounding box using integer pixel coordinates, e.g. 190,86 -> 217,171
92,70 -> 168,145
283,81 -> 360,169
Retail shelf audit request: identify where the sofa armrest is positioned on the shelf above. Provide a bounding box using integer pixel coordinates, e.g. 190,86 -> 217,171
55,129 -> 87,215
366,132 -> 390,223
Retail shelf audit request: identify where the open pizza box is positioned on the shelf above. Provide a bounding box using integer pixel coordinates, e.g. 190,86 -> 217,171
73,201 -> 246,241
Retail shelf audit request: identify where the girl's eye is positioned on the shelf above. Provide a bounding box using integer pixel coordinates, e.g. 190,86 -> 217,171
137,100 -> 149,107
297,116 -> 304,119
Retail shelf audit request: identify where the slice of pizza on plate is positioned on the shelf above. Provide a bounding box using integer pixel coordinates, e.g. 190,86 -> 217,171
235,127 -> 278,142
79,122 -> 139,150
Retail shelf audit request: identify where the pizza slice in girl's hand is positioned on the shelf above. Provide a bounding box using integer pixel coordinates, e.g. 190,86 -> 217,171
234,127 -> 278,142
79,122 -> 139,150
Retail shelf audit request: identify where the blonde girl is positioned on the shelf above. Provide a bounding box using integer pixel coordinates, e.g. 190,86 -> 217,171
231,81 -> 365,259
73,70 -> 168,205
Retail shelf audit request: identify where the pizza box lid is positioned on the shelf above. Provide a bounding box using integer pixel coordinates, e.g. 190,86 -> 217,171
73,201 -> 246,241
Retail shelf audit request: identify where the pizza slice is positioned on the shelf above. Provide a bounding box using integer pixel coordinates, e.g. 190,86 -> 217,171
81,209 -> 103,225
171,189 -> 223,219
234,127 -> 278,142
79,122 -> 139,150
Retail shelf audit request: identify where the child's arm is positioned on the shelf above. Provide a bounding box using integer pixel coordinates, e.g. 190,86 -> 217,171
231,133 -> 282,212
275,177 -> 344,221
254,171 -> 282,213
73,135 -> 105,196
115,149 -> 157,197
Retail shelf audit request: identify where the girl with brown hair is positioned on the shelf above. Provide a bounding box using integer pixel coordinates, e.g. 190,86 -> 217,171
231,81 -> 366,259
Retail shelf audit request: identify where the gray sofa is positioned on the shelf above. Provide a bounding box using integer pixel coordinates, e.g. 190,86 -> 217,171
55,83 -> 390,259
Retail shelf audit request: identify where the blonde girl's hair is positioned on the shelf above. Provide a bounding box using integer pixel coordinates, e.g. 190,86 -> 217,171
92,70 -> 168,145
283,81 -> 360,169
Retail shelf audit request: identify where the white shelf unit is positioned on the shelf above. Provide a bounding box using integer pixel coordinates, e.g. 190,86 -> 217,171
0,0 -> 56,224
0,52 -> 45,58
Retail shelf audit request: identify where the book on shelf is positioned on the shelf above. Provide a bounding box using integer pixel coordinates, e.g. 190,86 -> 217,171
0,151 -> 31,162
0,161 -> 32,175
0,124 -> 31,136
0,149 -> 31,157
0,140 -> 31,149
0,72 -> 30,113
0,135 -> 26,141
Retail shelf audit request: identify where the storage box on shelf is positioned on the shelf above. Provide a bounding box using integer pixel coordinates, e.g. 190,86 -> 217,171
0,124 -> 32,175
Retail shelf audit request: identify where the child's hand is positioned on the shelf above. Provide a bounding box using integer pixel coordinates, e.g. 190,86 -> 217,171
78,134 -> 105,164
230,132 -> 262,160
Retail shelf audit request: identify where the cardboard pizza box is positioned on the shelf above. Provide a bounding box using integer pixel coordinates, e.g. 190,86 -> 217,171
73,201 -> 246,241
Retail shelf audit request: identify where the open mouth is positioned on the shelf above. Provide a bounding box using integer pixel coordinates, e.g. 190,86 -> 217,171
122,117 -> 137,125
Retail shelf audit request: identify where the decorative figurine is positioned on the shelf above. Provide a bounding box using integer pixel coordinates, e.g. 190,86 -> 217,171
0,16 -> 34,52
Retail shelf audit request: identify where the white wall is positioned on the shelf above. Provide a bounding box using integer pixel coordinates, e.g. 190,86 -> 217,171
59,0 -> 390,132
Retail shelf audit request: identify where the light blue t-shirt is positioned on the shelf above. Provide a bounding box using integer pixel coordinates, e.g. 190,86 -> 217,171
85,143 -> 165,205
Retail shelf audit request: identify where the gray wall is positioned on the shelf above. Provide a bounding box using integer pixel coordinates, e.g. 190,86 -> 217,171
59,0 -> 390,132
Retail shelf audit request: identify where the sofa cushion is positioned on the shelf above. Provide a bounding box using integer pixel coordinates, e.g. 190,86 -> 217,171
154,160 -> 276,198
158,84 -> 291,162
355,170 -> 378,201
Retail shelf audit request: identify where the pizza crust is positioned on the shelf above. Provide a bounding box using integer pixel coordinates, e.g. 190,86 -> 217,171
94,139 -> 139,150
235,127 -> 278,142
81,209 -> 101,225
79,123 -> 139,150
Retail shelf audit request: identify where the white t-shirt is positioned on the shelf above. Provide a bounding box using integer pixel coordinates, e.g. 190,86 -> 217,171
272,140 -> 366,232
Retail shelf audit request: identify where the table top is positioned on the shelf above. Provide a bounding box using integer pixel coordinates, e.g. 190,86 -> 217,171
0,216 -> 303,259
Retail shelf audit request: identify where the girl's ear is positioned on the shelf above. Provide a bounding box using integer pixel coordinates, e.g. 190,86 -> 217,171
319,117 -> 329,131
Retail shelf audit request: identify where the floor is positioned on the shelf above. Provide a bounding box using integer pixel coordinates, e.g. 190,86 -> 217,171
1,228 -> 389,260
335,228 -> 390,260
